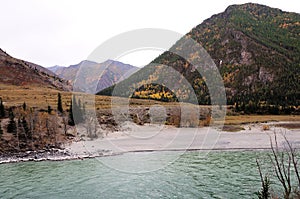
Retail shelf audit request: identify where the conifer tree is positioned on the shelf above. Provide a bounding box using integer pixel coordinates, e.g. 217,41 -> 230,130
0,120 -> 3,137
23,102 -> 26,111
21,117 -> 31,139
57,93 -> 63,113
68,99 -> 75,126
7,108 -> 17,135
48,105 -> 52,114
0,98 -> 5,118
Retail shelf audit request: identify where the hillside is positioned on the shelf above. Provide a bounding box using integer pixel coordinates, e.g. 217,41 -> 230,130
49,60 -> 139,93
98,3 -> 300,114
0,48 -> 71,91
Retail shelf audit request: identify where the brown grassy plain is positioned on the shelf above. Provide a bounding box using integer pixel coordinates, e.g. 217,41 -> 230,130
0,84 -> 299,126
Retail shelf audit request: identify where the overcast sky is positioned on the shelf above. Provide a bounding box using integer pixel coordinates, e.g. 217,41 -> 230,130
0,0 -> 299,68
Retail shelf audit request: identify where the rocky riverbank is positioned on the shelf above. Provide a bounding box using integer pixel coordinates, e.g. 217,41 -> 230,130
0,148 -> 114,164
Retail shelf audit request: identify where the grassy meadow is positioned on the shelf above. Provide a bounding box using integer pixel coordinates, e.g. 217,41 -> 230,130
0,84 -> 299,126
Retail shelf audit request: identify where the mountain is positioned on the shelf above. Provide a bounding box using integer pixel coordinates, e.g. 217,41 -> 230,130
48,65 -> 65,74
49,60 -> 139,93
98,3 -> 300,113
0,48 -> 71,91
48,60 -> 98,82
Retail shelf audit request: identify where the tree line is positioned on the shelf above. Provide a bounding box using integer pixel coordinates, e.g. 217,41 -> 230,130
0,94 -> 86,152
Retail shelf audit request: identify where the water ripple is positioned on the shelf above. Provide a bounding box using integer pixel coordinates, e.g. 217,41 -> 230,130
0,151 -> 292,198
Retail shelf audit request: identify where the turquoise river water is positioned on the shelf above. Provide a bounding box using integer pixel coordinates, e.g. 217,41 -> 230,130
0,150 -> 292,198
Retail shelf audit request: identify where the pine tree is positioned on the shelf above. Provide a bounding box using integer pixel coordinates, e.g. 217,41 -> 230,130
21,117 -> 31,138
0,98 -> 5,118
17,118 -> 25,142
48,105 -> 52,114
57,93 -> 63,113
0,120 -> 3,137
68,99 -> 75,126
23,102 -> 26,111
7,108 -> 17,135
17,118 -> 23,140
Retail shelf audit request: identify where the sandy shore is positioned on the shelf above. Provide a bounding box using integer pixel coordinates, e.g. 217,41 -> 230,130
1,121 -> 299,164
68,122 -> 300,157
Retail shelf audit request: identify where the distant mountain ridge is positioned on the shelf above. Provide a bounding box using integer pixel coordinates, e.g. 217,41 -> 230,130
98,3 -> 300,113
0,48 -> 71,91
47,65 -> 65,74
49,60 -> 139,93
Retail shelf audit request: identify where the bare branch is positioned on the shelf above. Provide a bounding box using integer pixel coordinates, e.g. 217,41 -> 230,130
284,135 -> 300,190
256,159 -> 265,188
270,132 -> 290,197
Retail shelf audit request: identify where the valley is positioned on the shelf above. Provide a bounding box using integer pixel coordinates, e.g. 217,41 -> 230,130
0,2 -> 300,198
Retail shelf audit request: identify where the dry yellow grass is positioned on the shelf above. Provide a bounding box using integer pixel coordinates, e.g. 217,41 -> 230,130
1,84 -> 299,125
0,84 -> 73,110
0,84 -> 201,107
0,84 -> 181,111
225,115 -> 300,125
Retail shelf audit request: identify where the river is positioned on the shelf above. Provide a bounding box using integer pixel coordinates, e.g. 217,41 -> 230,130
0,150 -> 292,198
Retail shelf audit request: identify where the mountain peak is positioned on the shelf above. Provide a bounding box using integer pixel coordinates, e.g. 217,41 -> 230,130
98,3 -> 300,112
225,3 -> 275,11
49,59 -> 139,93
225,3 -> 287,14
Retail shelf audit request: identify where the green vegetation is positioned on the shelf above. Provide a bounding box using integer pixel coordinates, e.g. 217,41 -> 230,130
0,92 -> 79,153
0,120 -> 3,137
22,102 -> 26,111
256,159 -> 271,199
57,93 -> 63,113
48,105 -> 52,114
0,98 -> 5,118
20,116 -> 31,140
98,3 -> 300,114
227,4 -> 300,61
68,98 -> 75,126
257,176 -> 271,199
0,103 -> 70,153
189,3 -> 300,112
7,108 -> 17,134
